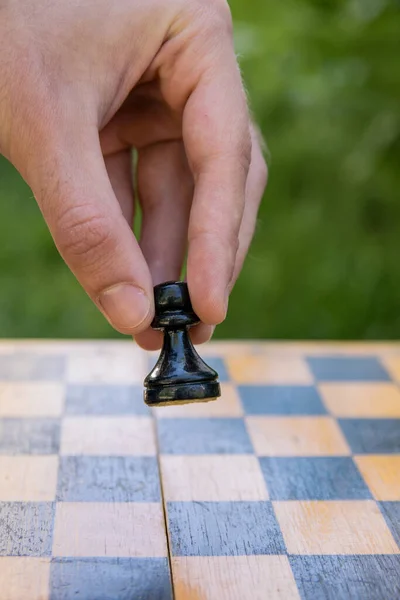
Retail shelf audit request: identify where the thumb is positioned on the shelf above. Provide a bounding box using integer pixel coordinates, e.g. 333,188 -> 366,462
30,126 -> 154,335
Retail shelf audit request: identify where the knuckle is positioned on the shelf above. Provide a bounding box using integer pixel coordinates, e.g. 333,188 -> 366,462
190,227 -> 239,257
54,204 -> 114,266
228,134 -> 252,179
203,129 -> 251,179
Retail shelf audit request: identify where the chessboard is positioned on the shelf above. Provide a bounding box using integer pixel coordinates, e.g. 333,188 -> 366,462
0,340 -> 399,600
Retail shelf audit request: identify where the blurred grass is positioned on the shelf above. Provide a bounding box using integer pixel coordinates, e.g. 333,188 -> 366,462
0,0 -> 399,339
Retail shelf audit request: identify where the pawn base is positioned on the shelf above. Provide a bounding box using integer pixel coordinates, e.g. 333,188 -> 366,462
144,381 -> 221,407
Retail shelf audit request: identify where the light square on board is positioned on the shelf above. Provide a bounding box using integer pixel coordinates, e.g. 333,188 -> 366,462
57,456 -> 160,502
226,356 -> 313,385
0,383 -> 64,417
167,501 -> 286,556
307,356 -> 390,382
246,416 -> 350,456
259,457 -> 371,500
239,385 -> 326,415
0,557 -> 50,600
60,416 -> 156,456
319,383 -> 400,417
339,419 -> 400,453
172,556 -> 300,600
355,456 -> 400,501
0,419 -> 60,455
273,500 -> 399,555
160,455 -> 268,501
0,502 -> 55,556
52,502 -> 167,557
0,456 -> 58,501
157,418 -> 253,454
154,383 -> 243,418
50,557 -> 172,600
290,555 -> 400,600
66,347 -> 146,384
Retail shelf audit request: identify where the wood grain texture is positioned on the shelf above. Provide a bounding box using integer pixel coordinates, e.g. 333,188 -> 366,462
60,416 -> 156,456
0,382 -> 64,417
0,557 -> 50,600
0,340 -> 399,599
0,502 -> 55,556
167,501 -> 286,556
52,502 -> 167,558
355,456 -> 400,500
273,500 -> 399,555
319,383 -> 400,417
50,557 -> 172,600
246,416 -> 351,456
226,356 -> 314,384
0,456 -> 58,501
160,455 -> 268,501
290,555 -> 400,600
172,556 -> 300,600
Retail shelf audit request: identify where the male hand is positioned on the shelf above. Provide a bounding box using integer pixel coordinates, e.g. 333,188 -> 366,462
0,0 -> 267,349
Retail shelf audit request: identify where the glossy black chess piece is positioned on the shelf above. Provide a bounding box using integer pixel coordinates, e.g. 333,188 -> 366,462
144,281 -> 221,406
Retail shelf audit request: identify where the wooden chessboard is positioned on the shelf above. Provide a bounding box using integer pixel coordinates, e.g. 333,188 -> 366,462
0,340 -> 399,599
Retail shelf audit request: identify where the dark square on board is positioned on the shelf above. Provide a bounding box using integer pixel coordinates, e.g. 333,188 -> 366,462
0,418 -> 60,455
65,384 -> 149,415
339,419 -> 400,454
57,456 -> 161,502
167,501 -> 286,556
157,418 -> 253,454
259,457 -> 372,500
239,385 -> 326,415
0,502 -> 55,556
307,356 -> 390,382
50,557 -> 172,600
290,555 -> 400,600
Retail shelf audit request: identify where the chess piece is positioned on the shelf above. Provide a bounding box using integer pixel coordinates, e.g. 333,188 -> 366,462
144,281 -> 221,406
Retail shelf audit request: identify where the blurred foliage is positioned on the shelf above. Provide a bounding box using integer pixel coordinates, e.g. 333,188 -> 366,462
0,0 -> 399,339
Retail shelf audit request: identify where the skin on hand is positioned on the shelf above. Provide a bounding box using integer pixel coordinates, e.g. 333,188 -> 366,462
0,0 -> 267,350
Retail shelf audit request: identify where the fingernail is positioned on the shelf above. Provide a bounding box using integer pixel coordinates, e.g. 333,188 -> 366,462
99,284 -> 151,330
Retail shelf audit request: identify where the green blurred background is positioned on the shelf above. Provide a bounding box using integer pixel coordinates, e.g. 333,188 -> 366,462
0,0 -> 399,340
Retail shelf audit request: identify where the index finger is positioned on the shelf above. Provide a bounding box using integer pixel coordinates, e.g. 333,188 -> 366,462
183,32 -> 251,325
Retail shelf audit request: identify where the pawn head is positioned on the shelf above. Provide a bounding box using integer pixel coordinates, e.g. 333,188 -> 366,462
152,281 -> 200,329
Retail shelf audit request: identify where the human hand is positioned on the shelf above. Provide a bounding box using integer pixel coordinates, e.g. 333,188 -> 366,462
0,0 -> 267,349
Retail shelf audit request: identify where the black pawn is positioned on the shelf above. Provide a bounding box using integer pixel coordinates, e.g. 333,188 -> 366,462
144,281 -> 221,407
